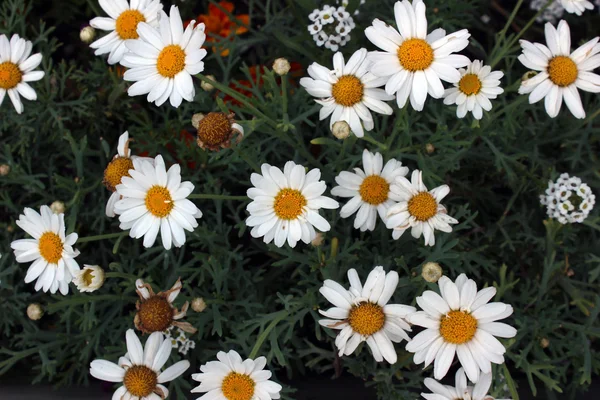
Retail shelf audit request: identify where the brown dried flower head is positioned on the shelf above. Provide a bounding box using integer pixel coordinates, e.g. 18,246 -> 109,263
194,112 -> 244,151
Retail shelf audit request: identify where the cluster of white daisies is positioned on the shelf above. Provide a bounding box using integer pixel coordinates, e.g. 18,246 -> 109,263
245,149 -> 458,248
307,5 -> 356,52
319,266 -> 516,399
540,173 -> 595,224
301,0 -> 600,142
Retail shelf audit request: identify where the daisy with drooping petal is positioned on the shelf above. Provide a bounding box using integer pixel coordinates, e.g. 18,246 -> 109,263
319,266 -> 416,364
191,350 -> 282,400
422,367 -> 510,400
104,131 -> 153,218
299,48 -> 394,138
121,5 -> 207,108
331,149 -> 408,231
364,0 -> 471,111
443,60 -> 504,120
559,0 -> 594,16
385,170 -> 458,246
406,274 -> 517,383
11,205 -> 80,295
73,264 -> 105,293
135,278 -> 197,334
89,0 -> 163,64
518,20 -> 600,119
114,155 -> 203,250
246,161 -> 339,248
90,329 -> 189,399
0,33 -> 45,114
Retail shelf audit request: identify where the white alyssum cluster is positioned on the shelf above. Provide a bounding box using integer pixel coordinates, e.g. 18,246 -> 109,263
164,326 -> 196,355
540,173 -> 595,224
307,5 -> 355,52
530,0 -> 565,23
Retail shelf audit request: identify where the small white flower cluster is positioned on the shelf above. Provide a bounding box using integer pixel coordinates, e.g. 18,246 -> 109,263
530,0 -> 565,23
307,5 -> 355,52
164,326 -> 196,355
540,173 -> 595,224
337,0 -> 366,14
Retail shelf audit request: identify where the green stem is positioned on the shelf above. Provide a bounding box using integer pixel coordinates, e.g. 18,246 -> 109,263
188,194 -> 248,200
77,231 -> 128,243
281,75 -> 289,121
248,310 -> 288,359
361,134 -> 388,150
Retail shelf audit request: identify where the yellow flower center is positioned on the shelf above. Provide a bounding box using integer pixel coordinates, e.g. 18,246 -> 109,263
138,296 -> 174,332
103,157 -> 134,192
157,45 -> 186,78
115,10 -> 146,40
332,75 -> 364,107
407,192 -> 437,221
547,56 -> 578,87
145,186 -> 174,218
348,302 -> 385,336
273,188 -> 307,220
439,310 -> 478,344
38,232 -> 64,264
359,175 -> 390,205
397,38 -> 434,72
458,73 -> 481,95
221,372 -> 256,400
123,365 -> 157,397
82,268 -> 95,287
197,112 -> 232,146
0,62 -> 22,90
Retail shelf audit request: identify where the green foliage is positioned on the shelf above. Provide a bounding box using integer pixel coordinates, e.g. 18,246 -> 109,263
1,0 -> 599,399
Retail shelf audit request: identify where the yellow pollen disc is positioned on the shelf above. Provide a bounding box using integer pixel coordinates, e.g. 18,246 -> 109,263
157,45 -> 186,78
0,62 -> 22,90
103,157 -> 134,192
82,269 -> 95,287
123,365 -> 157,397
359,175 -> 390,205
332,75 -> 364,107
439,310 -> 478,344
197,112 -> 232,146
273,188 -> 307,220
145,185 -> 174,218
115,10 -> 146,40
38,232 -> 64,264
397,38 -> 434,72
138,296 -> 174,332
547,56 -> 578,87
407,192 -> 437,222
458,73 -> 482,95
221,372 -> 256,400
348,302 -> 385,336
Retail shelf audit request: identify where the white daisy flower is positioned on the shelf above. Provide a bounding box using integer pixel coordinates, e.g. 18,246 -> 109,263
385,170 -> 458,246
191,350 -> 282,400
0,33 -> 45,114
299,48 -> 394,138
331,149 -> 408,231
318,266 -> 416,364
422,367 -> 510,400
11,205 -> 80,295
245,161 -> 339,248
406,274 -> 517,383
114,154 -> 203,250
364,0 -> 471,111
104,131 -> 153,218
121,5 -> 207,108
443,60 -> 504,120
90,329 -> 189,399
89,0 -> 163,64
73,264 -> 105,293
518,20 -> 600,119
559,0 -> 594,15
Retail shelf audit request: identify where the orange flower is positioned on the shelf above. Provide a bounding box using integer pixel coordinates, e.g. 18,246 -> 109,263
194,1 -> 250,57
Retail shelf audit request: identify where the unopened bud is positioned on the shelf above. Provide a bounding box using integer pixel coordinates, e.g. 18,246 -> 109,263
332,121 -> 351,139
50,201 -> 65,214
80,26 -> 96,43
191,297 -> 207,312
27,303 -> 43,320
540,338 -> 550,348
272,58 -> 291,76
0,164 -> 9,176
201,75 -> 216,92
425,143 -> 435,154
422,262 -> 443,283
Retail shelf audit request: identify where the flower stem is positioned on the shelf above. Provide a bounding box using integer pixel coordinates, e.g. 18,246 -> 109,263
361,134 -> 388,150
77,231 -> 129,243
188,194 -> 248,200
248,310 -> 288,359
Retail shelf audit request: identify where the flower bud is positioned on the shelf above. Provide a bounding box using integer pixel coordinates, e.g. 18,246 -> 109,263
332,121 -> 351,139
50,200 -> 65,214
80,26 -> 96,43
191,297 -> 207,312
422,262 -> 443,283
27,303 -> 43,320
0,164 -> 10,176
272,58 -> 291,76
191,113 -> 204,129
425,143 -> 435,154
201,75 -> 216,92
540,337 -> 550,348
73,265 -> 105,293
